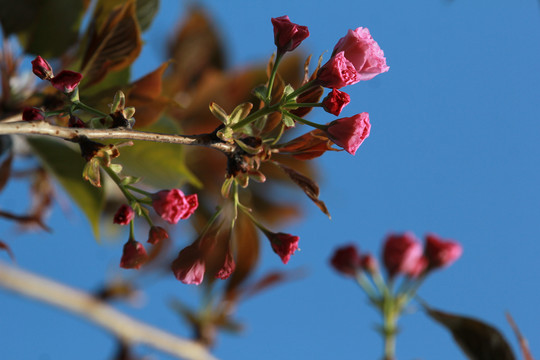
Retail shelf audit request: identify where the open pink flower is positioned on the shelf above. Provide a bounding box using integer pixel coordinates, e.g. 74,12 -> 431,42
316,52 -> 360,89
271,16 -> 309,54
171,242 -> 206,285
50,70 -> 82,93
425,233 -> 463,269
151,189 -> 198,224
113,204 -> 134,225
22,107 -> 45,121
120,240 -> 148,270
31,56 -> 53,80
330,244 -> 362,277
332,27 -> 389,81
266,232 -> 299,264
382,233 -> 423,278
322,88 -> 350,116
147,226 -> 169,245
326,113 -> 370,155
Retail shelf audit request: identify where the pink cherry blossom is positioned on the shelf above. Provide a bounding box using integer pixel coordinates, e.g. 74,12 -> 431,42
326,113 -> 370,155
171,242 -> 206,285
332,27 -> 389,81
151,189 -> 198,224
316,52 -> 361,89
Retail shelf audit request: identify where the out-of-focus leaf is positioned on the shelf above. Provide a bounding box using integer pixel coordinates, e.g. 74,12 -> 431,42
27,138 -> 105,238
241,270 -> 304,299
289,85 -> 324,118
135,0 -> 159,32
0,0 -> 89,57
506,313 -> 535,360
167,8 -> 225,93
225,211 -> 259,296
277,163 -> 330,218
128,61 -> 171,128
82,68 -> 131,99
80,0 -> 142,87
0,240 -> 15,261
424,304 -> 516,360
0,135 -> 13,192
116,117 -> 201,189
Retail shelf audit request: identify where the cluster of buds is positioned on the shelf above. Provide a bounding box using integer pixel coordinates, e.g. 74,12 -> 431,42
330,232 -> 462,358
116,189 -> 199,270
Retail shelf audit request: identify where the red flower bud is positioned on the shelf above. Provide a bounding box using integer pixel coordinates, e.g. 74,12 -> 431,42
171,242 -> 205,285
120,240 -> 148,270
151,189 -> 198,224
360,254 -> 379,274
322,88 -> 351,116
31,56 -> 53,80
22,107 -> 45,121
425,233 -> 463,269
326,113 -> 370,155
405,255 -> 428,278
271,16 -> 309,54
317,52 -> 360,89
382,232 -> 423,278
330,245 -> 362,277
113,204 -> 135,225
266,232 -> 299,264
215,250 -> 236,280
68,115 -> 85,128
147,226 -> 169,245
50,70 -> 82,93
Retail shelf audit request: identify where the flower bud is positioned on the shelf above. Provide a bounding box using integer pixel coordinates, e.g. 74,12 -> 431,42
120,240 -> 148,270
322,88 -> 351,116
316,52 -> 360,89
113,204 -> 135,225
326,113 -> 370,155
271,16 -> 309,55
360,254 -> 379,275
330,245 -> 361,277
68,115 -> 85,128
382,232 -> 423,278
425,233 -> 463,269
22,107 -> 45,121
171,242 -> 205,285
50,70 -> 83,93
215,250 -> 236,280
147,226 -> 169,245
265,232 -> 300,264
31,56 -> 53,80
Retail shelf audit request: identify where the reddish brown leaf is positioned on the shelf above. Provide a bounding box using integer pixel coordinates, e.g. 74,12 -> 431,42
424,305 -> 516,360
80,0 -> 142,87
506,312 -> 535,360
276,163 -> 330,218
289,85 -> 324,118
277,129 -> 337,160
242,270 -> 304,299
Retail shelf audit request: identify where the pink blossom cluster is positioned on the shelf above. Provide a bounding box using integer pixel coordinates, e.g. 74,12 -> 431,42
331,232 -> 462,279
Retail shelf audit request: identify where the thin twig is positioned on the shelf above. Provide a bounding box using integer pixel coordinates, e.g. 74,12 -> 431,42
0,261 -> 218,360
0,119 -> 236,154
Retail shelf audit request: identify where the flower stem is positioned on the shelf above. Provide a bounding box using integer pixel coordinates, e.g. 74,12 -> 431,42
285,80 -> 318,101
266,53 -> 283,102
282,110 -> 327,131
72,100 -> 108,117
230,104 -> 279,131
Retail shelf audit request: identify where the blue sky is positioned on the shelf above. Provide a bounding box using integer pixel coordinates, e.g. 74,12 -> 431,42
1,0 -> 540,359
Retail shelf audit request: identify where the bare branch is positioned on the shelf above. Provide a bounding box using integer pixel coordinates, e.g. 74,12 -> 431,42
0,119 -> 235,154
0,261 -> 217,360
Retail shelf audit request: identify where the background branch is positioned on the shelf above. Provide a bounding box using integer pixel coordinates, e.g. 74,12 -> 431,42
0,261 -> 218,360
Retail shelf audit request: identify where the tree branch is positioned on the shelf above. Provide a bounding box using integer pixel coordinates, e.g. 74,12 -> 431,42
0,119 -> 236,154
0,261 -> 218,360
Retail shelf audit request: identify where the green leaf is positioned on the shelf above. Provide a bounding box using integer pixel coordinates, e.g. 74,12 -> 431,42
116,117 -> 202,189
209,102 -> 229,124
229,102 -> 253,126
27,137 -> 105,239
423,304 -> 516,360
282,113 -> 295,128
0,0 -> 89,57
